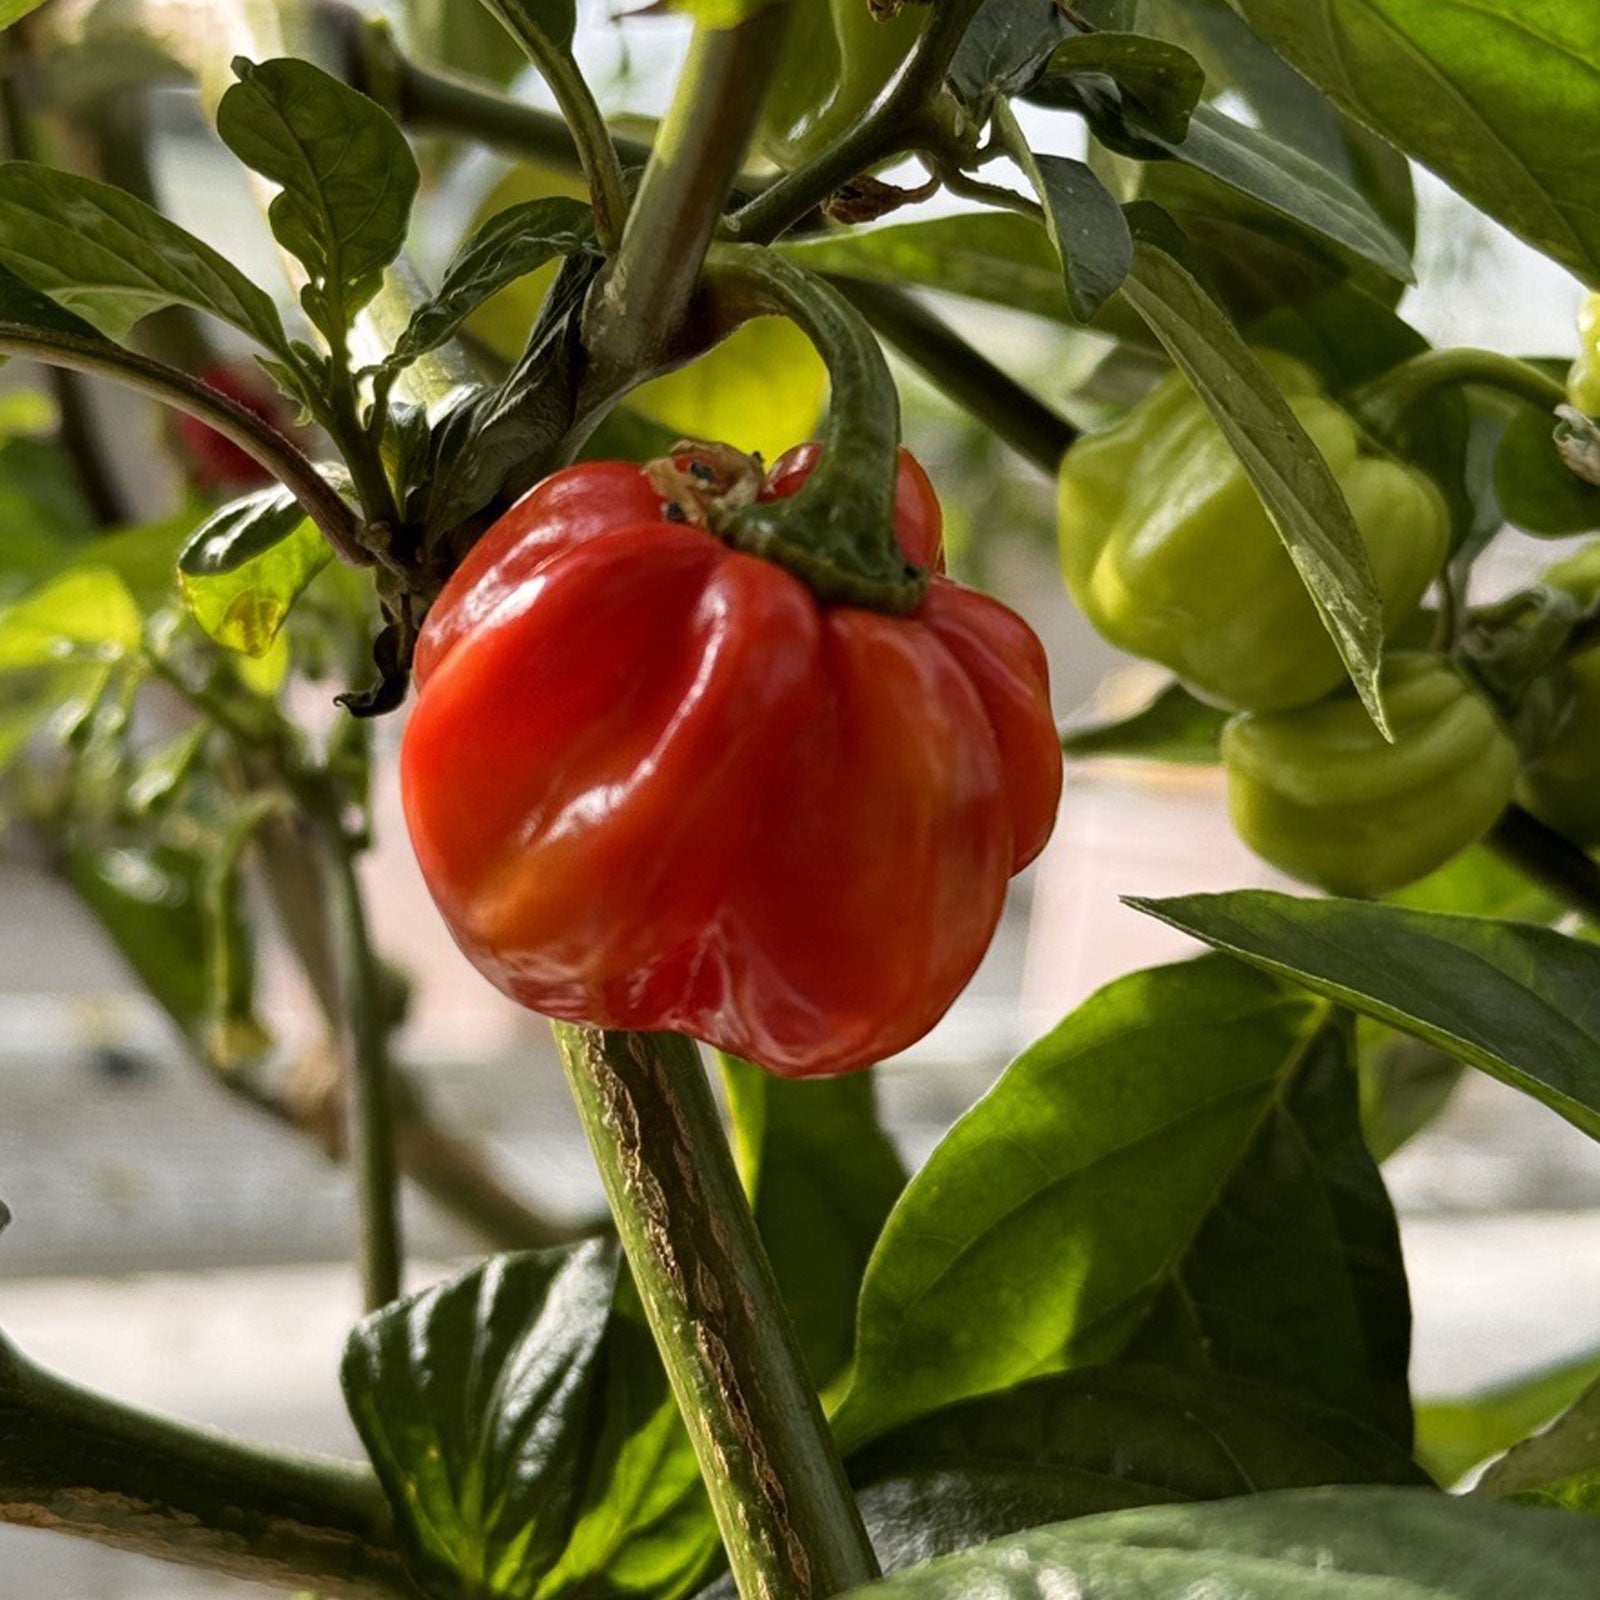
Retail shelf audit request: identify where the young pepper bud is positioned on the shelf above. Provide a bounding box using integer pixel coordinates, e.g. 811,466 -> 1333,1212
1222,654 -> 1518,896
1058,353 -> 1450,713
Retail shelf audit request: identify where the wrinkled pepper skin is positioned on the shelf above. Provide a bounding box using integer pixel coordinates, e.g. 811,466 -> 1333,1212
754,0 -> 928,171
1222,654 -> 1517,896
401,448 -> 1061,1078
1568,293 -> 1600,416
1058,354 -> 1450,713
1518,542 -> 1600,844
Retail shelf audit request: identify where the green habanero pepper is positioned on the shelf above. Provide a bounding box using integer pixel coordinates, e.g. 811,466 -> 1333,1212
1517,541 -> 1600,844
753,0 -> 928,172
1222,653 -> 1518,896
1058,352 -> 1450,713
1568,292 -> 1600,417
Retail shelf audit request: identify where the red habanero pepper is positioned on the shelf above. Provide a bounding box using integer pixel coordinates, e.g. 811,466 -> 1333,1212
400,447 -> 1061,1078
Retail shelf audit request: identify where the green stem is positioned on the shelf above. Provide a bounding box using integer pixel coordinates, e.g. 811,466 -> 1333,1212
476,0 -> 629,249
1351,348 -> 1568,438
700,244 -> 924,613
371,28 -> 655,174
0,1337 -> 416,1598
318,804 -> 405,1310
1489,803 -> 1600,925
0,321 -> 367,565
728,0 -> 987,244
582,8 -> 788,405
837,277 -> 1077,474
552,1026 -> 879,1600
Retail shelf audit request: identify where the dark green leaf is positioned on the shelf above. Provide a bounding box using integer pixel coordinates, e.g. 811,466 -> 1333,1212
178,488 -> 331,657
1478,1373 -> 1600,1514
721,1057 -> 906,1389
1031,32 -> 1206,142
781,214 -> 1077,325
1129,890 -> 1600,1142
65,844 -> 211,1042
1166,107 -> 1412,282
1002,107 -> 1133,323
383,198 -> 596,375
342,1243 -> 617,1600
217,58 -> 419,333
0,260 -> 107,343
1496,401 -> 1600,536
0,165 -> 291,349
1418,1347 -> 1600,1488
409,0 -> 523,88
831,958 -> 1408,1450
1119,231 -> 1387,732
1061,681 -> 1226,763
949,0 -> 1068,101
543,1296 -> 717,1600
832,1488 -> 1600,1600
1227,0 -> 1600,288
852,1364 -> 1426,1570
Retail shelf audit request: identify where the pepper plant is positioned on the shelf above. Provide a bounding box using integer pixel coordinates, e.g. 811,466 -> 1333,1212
4,0 -> 1600,1597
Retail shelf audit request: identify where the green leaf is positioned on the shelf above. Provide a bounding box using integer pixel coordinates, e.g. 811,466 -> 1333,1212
1496,401 -> 1600,536
1165,107 -> 1413,281
177,488 -> 331,657
1000,100 -> 1133,322
0,260 -> 107,343
1061,681 -> 1227,763
831,957 -> 1409,1450
852,1364 -> 1426,1569
408,0 -> 524,87
1129,890 -> 1600,1142
781,214 -> 1077,325
949,0 -> 1069,101
0,165 -> 291,350
1227,0 -> 1600,288
662,0 -> 764,24
0,0 -> 48,28
0,567 -> 141,671
342,1243 -> 617,1600
383,197 -> 596,375
65,844 -> 211,1042
832,1488 -> 1600,1600
1418,1348 -> 1600,1488
721,1057 -> 906,1388
1119,231 -> 1387,733
1478,1373 -> 1600,1514
217,58 -> 420,333
542,1297 -> 717,1600
1031,31 -> 1206,142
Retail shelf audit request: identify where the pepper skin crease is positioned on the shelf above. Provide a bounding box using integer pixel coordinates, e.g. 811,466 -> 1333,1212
400,448 -> 1062,1077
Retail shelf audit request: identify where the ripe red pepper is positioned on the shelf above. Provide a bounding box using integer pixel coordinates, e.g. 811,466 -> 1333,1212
401,446 -> 1061,1077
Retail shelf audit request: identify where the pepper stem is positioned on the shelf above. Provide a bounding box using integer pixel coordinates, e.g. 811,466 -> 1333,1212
700,244 -> 927,615
1350,347 -> 1568,439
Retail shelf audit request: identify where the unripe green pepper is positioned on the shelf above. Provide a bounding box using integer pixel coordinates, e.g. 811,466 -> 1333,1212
753,0 -> 928,171
1518,541 -> 1600,843
1222,654 -> 1518,896
1058,353 -> 1450,712
1568,292 -> 1600,416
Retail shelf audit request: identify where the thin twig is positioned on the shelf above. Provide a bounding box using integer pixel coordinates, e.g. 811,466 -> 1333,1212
1488,803 -> 1600,925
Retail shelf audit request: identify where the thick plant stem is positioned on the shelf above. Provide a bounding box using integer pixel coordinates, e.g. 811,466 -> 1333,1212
583,8 -> 787,404
729,0 -> 987,244
553,1026 -> 879,1600
0,1338 -> 415,1599
1489,804 -> 1600,925
837,278 -> 1078,474
320,808 -> 405,1310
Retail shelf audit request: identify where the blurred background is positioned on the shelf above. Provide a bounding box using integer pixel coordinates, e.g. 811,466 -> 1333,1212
3,5 -> 1600,1595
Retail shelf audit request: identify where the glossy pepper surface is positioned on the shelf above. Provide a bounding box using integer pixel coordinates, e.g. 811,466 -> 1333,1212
400,447 -> 1061,1078
1518,542 -> 1600,844
753,0 -> 928,171
1222,654 -> 1517,896
1058,353 -> 1450,712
